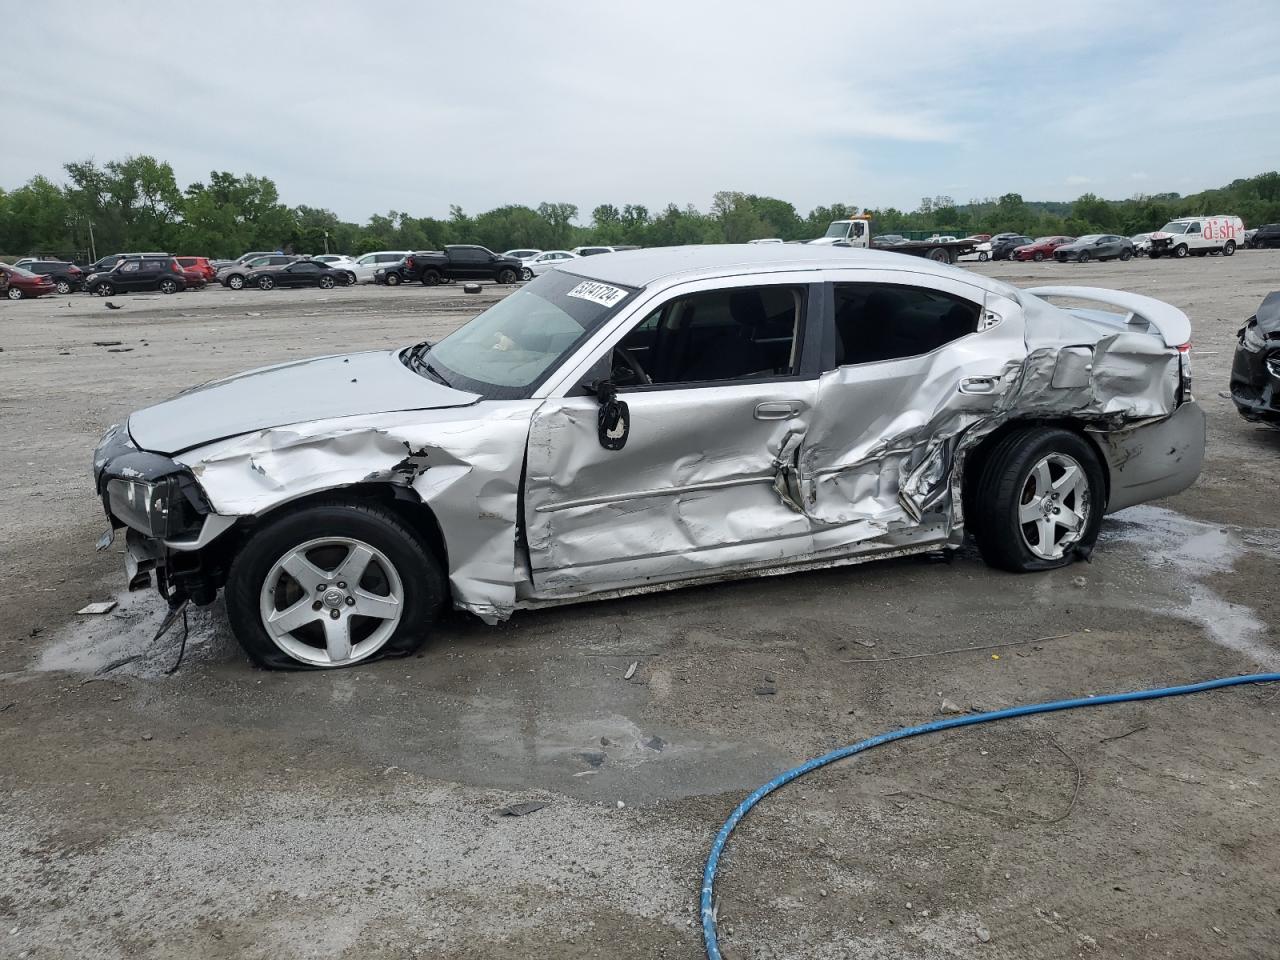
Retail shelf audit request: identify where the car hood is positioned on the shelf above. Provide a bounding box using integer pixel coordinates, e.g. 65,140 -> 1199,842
128,349 -> 481,455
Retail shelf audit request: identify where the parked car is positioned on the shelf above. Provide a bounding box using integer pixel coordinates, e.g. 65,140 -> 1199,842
1130,233 -> 1154,256
503,249 -> 542,261
990,235 -> 1032,261
351,251 -> 412,284
870,234 -> 909,248
83,253 -> 171,276
245,260 -> 349,290
311,254 -> 359,284
377,246 -> 524,286
178,267 -> 208,289
0,268 -> 7,297
1246,223 -> 1280,249
1,263 -> 58,299
1052,235 -> 1135,262
572,246 -> 615,257
175,257 -> 217,284
1012,237 -> 1075,262
92,245 -> 1204,670
1148,216 -> 1243,258
1231,291 -> 1280,426
524,249 -> 580,278
218,255 -> 297,289
12,258 -> 85,293
86,258 -> 187,296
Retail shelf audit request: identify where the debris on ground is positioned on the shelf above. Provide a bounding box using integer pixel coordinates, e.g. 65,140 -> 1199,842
976,926 -> 992,943
624,661 -> 638,680
92,340 -> 122,346
76,601 -> 118,615
754,683 -> 778,696
939,698 -> 964,714
497,801 -> 547,817
1073,576 -> 1088,588
577,751 -> 606,768
644,735 -> 666,752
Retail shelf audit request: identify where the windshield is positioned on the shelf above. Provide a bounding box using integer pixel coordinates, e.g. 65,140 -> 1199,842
823,222 -> 851,239
1159,222 -> 1187,234
419,270 -> 639,399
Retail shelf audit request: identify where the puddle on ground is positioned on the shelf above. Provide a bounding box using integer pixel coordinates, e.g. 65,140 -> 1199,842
1102,505 -> 1278,668
35,587 -> 236,678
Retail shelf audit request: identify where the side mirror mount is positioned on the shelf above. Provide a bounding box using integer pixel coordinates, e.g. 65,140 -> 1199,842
592,378 -> 629,451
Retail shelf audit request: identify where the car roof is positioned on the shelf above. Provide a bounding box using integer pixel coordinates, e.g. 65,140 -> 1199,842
562,243 -> 1019,298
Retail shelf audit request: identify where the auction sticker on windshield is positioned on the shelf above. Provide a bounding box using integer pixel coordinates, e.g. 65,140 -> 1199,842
566,281 -> 628,308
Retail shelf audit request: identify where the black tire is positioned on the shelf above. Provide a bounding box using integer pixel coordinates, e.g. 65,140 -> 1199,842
159,278 -> 179,294
228,275 -> 245,290
1077,250 -> 1090,263
1223,240 -> 1236,256
225,500 -> 447,670
977,251 -> 989,262
1149,250 -> 1161,260
497,267 -> 519,284
421,268 -> 442,286
1119,248 -> 1133,261
56,279 -> 72,294
345,271 -> 357,285
1032,251 -> 1044,262
970,427 -> 1105,573
258,275 -> 275,290
6,287 -> 23,300
1174,244 -> 1188,258
318,275 -> 335,289
386,272 -> 402,286
520,267 -> 533,281
94,282 -> 114,297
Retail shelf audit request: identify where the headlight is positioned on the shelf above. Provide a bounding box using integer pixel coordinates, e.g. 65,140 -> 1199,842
1267,355 -> 1280,378
106,474 -> 203,539
1241,322 -> 1265,353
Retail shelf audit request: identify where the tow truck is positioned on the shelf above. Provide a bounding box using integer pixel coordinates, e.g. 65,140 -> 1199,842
808,215 -> 977,264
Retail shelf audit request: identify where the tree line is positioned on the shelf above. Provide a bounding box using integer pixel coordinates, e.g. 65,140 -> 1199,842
2,155 -> 1278,262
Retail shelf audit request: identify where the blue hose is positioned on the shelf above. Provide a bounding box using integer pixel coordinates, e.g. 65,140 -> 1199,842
701,672 -> 1280,959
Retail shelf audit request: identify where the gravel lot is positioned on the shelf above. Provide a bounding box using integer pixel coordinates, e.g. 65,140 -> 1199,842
2,255 -> 1278,959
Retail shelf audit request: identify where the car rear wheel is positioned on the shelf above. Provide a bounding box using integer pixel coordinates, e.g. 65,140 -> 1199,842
318,275 -> 335,289
94,282 -> 114,297
6,287 -> 23,300
421,268 -> 442,286
345,271 -> 357,285
977,251 -> 989,262
225,501 -> 446,670
520,267 -> 533,281
970,427 -> 1104,572
1077,250 -> 1090,263
1174,244 -> 1188,258
228,275 -> 245,290
55,280 -> 72,294
1032,251 -> 1044,262
158,278 -> 179,294
497,267 -> 519,284
1119,248 -> 1133,261
1223,240 -> 1236,256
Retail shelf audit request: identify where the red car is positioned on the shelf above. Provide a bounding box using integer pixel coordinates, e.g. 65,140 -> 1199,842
175,256 -> 217,283
1,263 -> 59,300
1012,236 -> 1075,262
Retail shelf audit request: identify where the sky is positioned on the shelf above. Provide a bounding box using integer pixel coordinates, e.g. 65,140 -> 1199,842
4,1 -> 1279,223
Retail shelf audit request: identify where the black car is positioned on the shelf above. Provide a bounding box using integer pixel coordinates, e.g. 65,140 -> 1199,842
1249,224 -> 1280,249
12,258 -> 86,293
245,259 -> 348,290
990,235 -> 1032,261
377,245 -> 524,285
86,257 -> 187,296
1230,291 -> 1280,426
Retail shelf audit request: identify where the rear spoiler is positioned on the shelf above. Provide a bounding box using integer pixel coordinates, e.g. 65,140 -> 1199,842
1024,286 -> 1191,347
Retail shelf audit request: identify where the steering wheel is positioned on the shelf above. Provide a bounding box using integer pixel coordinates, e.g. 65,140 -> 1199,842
614,345 -> 652,385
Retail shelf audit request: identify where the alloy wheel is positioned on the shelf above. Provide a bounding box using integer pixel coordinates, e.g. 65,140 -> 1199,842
1018,453 -> 1090,561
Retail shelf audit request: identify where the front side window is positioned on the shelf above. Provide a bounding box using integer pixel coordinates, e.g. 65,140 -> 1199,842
609,285 -> 804,388
418,270 -> 639,398
1186,222 -> 1201,234
833,283 -> 980,366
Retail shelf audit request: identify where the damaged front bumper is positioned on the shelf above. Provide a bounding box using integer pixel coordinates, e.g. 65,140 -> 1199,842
1230,315 -> 1280,425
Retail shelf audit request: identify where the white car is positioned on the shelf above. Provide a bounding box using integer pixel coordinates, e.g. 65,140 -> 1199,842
503,249 -> 542,262
525,250 -> 579,278
571,246 -> 614,257
352,251 -> 412,283
311,255 -> 358,284
748,238 -> 784,245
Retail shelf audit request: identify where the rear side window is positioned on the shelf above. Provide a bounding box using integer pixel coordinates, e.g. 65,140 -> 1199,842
833,283 -> 981,366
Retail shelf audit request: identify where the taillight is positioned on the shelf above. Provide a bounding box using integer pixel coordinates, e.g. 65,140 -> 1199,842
1177,342 -> 1192,401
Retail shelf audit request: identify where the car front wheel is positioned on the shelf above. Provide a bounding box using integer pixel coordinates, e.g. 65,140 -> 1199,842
521,267 -> 533,281
386,272 -> 401,286
1174,244 -> 1188,258
56,280 -> 72,294
94,282 -> 114,297
225,501 -> 446,669
977,251 -> 989,262
228,275 -> 245,290
970,427 -> 1105,572
1077,251 -> 1090,263
318,275 -> 335,289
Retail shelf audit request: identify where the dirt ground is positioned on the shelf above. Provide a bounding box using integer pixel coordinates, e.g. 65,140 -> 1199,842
1,254 -> 1278,960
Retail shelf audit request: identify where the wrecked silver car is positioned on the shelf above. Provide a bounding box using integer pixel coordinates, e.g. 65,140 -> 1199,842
92,246 -> 1205,669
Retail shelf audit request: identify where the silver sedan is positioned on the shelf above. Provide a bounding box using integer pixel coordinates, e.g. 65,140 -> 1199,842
93,245 -> 1205,669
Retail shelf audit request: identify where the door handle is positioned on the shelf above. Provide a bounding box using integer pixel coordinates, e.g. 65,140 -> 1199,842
959,376 -> 1000,395
755,400 -> 801,420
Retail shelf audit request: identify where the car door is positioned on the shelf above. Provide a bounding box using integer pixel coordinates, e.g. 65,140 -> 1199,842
522,276 -> 824,597
287,261 -> 320,286
114,261 -> 144,290
799,270 -> 1025,547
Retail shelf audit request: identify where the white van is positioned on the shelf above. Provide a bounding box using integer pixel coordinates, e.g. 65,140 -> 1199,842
1148,216 -> 1244,258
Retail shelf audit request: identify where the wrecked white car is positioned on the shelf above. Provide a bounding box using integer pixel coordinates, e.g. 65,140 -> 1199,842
93,246 -> 1205,669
